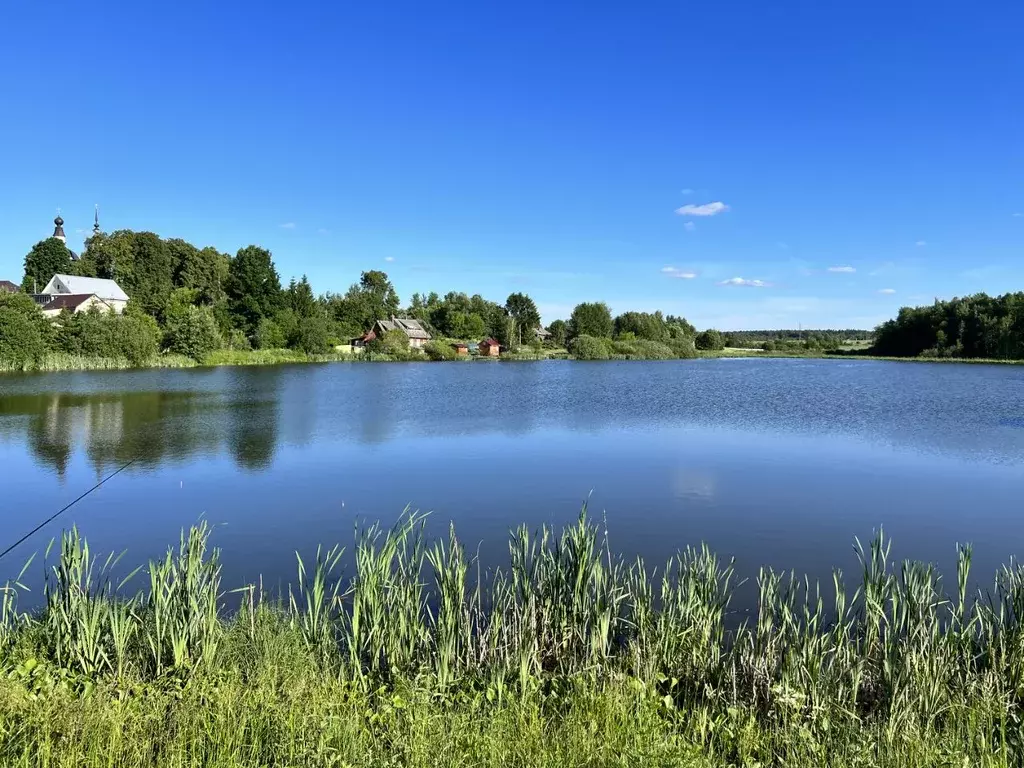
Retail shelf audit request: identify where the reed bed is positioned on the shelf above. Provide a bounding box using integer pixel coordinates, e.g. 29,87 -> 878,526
0,510 -> 1020,766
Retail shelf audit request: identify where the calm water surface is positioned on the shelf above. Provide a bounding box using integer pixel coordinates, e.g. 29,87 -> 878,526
1,359 -> 1023,599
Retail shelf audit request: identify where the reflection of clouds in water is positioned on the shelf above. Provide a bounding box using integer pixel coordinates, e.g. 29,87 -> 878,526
672,468 -> 717,500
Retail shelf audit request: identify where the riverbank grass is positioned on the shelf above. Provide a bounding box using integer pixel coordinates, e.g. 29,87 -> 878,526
0,512 -> 1019,765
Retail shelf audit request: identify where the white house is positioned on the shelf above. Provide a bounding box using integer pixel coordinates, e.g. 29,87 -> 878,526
41,275 -> 129,314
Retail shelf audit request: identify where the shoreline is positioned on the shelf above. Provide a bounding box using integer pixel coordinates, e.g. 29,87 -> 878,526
3,347 -> 1024,375
0,515 -> 1013,765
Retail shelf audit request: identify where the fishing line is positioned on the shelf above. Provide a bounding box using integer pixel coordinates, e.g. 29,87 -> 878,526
0,459 -> 137,562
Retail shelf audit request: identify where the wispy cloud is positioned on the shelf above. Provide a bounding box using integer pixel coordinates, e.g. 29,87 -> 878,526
675,201 -> 729,217
279,222 -> 296,230
317,227 -> 330,235
878,288 -> 896,295
680,188 -> 694,195
1013,213 -> 1023,218
915,240 -> 926,247
718,277 -> 769,287
828,265 -> 856,273
384,256 -> 395,262
683,221 -> 696,232
661,267 -> 697,279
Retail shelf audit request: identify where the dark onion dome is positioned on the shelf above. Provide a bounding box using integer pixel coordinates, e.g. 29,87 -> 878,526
52,215 -> 66,241
69,251 -> 80,262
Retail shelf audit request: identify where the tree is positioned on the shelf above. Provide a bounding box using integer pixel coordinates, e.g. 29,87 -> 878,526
358,270 -> 400,323
290,312 -> 333,354
504,293 -> 540,346
367,328 -> 409,358
226,246 -> 282,337
172,241 -> 229,307
614,311 -> 669,342
568,302 -> 613,339
547,319 -> 568,347
0,292 -> 51,367
286,275 -> 318,319
255,318 -> 287,349
165,300 -> 222,360
21,239 -> 72,292
695,329 -> 725,351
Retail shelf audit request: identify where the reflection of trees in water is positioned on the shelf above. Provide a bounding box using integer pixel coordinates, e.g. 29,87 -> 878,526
0,382 -> 282,475
227,367 -> 282,471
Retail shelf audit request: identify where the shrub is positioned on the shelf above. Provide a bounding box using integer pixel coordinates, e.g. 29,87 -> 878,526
695,329 -> 725,351
0,292 -> 51,368
424,340 -> 459,361
54,308 -> 159,365
290,313 -> 333,354
368,329 -> 411,358
667,337 -> 697,358
569,334 -> 611,360
165,306 -> 222,360
255,318 -> 287,350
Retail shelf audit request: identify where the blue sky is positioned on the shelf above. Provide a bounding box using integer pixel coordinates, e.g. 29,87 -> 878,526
1,1 -> 1021,329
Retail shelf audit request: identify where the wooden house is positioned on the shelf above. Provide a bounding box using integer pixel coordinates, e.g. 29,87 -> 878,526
479,338 -> 501,357
451,343 -> 469,355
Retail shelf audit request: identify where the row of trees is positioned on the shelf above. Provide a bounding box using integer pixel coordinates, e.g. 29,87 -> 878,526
872,292 -> 1024,359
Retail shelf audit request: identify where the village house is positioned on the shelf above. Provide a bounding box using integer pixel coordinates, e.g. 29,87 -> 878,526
479,338 -> 501,357
0,280 -> 18,293
534,326 -> 551,342
38,275 -> 130,315
451,342 -> 469,356
353,316 -> 432,349
40,294 -> 114,318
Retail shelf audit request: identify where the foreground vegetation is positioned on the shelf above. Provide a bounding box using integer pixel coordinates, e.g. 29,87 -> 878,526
0,512 -> 1020,765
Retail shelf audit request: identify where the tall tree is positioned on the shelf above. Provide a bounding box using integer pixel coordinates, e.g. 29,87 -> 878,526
568,302 -> 613,339
547,319 -> 568,347
21,238 -> 72,292
505,293 -> 540,346
359,270 -> 400,322
226,246 -> 282,336
613,311 -> 669,341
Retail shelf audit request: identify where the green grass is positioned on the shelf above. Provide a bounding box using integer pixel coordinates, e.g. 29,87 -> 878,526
0,352 -> 198,374
0,511 -> 1020,765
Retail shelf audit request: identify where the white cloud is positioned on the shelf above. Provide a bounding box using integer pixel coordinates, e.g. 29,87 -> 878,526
1013,213 -> 1023,218
661,267 -> 697,279
683,221 -> 696,232
878,288 -> 896,294
915,240 -> 926,247
384,256 -> 395,262
827,266 -> 856,273
675,201 -> 729,217
680,188 -> 694,195
718,277 -> 769,287
279,222 -> 296,229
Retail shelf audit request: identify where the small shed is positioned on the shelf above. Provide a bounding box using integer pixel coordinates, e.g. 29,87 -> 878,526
451,343 -> 469,355
479,338 -> 501,357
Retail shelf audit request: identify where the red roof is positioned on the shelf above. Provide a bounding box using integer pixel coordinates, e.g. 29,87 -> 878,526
0,280 -> 18,293
43,294 -> 103,312
480,338 -> 500,347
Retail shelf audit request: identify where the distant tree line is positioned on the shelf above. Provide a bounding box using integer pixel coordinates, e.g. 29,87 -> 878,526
872,293 -> 1024,359
725,329 -> 872,345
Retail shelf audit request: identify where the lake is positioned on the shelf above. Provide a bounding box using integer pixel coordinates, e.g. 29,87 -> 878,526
1,359 -> 1023,603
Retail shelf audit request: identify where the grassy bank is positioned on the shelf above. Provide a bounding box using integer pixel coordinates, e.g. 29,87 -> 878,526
0,513 -> 1020,766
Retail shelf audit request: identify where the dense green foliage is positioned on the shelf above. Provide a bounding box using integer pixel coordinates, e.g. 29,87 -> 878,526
0,293 -> 51,367
21,238 -> 73,292
547,318 -> 568,346
225,246 -> 282,336
424,340 -> 461,361
873,292 -> 1024,359
164,298 -> 222,360
569,334 -> 696,361
568,302 -> 614,340
53,308 -> 161,366
504,292 -> 541,346
0,515 -> 1017,766
695,328 -> 725,350
726,328 -> 872,344
614,310 -> 670,341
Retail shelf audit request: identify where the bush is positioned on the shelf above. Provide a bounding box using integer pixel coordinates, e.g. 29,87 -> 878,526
0,293 -> 51,368
569,334 -> 611,360
54,308 -> 159,365
424,340 -> 459,361
695,329 -> 725,351
667,337 -> 697,358
290,313 -> 332,354
165,306 -> 222,360
367,329 -> 412,358
255,318 -> 287,350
